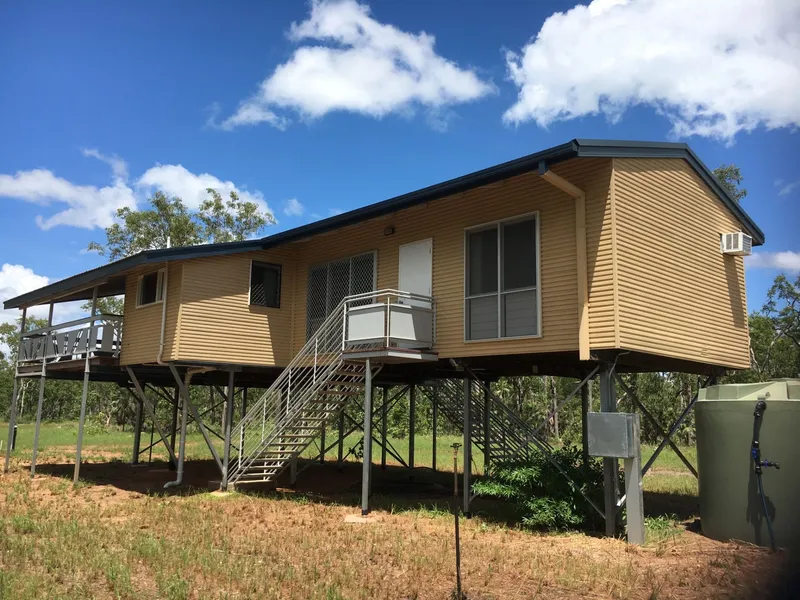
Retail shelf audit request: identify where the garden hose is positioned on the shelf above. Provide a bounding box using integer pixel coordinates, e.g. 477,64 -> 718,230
751,399 -> 780,551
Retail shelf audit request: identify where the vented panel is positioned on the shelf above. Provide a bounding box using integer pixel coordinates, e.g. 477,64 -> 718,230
306,252 -> 376,339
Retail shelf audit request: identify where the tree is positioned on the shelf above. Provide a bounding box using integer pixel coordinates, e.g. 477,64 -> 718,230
197,189 -> 276,244
88,189 -> 274,261
763,274 -> 800,375
84,188 -> 274,315
87,192 -> 201,261
713,164 -> 747,203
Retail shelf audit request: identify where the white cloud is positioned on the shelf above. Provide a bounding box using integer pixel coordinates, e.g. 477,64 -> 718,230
777,180 -> 799,196
81,148 -> 129,183
328,208 -> 343,216
220,0 -> 493,129
282,198 -> 304,217
746,251 -> 800,272
137,164 -> 272,215
0,168 -> 137,230
0,149 -> 277,231
503,0 -> 800,141
0,264 -> 84,330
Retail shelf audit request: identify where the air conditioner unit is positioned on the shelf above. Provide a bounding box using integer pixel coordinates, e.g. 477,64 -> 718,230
720,232 -> 752,256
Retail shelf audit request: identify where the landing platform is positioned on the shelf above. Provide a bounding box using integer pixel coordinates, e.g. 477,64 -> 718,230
342,347 -> 438,364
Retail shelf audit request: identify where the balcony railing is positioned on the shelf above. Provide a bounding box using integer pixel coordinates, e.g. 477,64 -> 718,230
17,315 -> 123,368
344,289 -> 435,350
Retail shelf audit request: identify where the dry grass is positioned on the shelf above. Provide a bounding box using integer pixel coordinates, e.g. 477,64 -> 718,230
0,463 -> 792,600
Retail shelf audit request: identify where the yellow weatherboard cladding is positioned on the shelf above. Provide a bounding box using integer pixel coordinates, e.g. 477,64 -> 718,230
119,156 -> 749,371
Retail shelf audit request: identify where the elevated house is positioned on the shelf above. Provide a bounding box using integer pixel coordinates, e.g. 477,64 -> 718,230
3,139 -> 763,534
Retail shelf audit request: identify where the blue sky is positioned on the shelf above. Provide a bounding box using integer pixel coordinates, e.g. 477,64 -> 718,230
0,0 -> 798,324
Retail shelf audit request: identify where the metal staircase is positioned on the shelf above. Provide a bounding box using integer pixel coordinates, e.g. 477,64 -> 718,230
422,372 -> 554,472
227,295 -> 380,485
226,289 -> 435,486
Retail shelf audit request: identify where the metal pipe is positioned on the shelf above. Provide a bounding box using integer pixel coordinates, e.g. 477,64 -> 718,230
156,262 -> 169,364
164,369 -> 198,489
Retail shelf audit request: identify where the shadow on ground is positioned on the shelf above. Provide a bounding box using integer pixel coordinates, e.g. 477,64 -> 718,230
35,457 -> 699,528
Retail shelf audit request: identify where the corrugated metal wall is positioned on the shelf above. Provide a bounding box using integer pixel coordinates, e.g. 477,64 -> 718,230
613,157 -> 750,369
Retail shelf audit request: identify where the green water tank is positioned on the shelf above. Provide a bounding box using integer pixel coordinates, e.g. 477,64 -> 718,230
696,379 -> 800,549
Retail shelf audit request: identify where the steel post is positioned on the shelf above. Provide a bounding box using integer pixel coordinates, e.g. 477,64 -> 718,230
361,358 -> 373,515
221,371 -> 236,491
581,378 -> 591,476
409,384 -> 416,477
381,386 -> 388,469
483,383 -> 490,474
131,395 -> 143,464
432,388 -> 438,471
30,304 -> 53,478
239,387 -> 248,457
337,408 -> 345,469
599,365 -> 619,536
73,289 -> 97,485
462,379 -> 472,516
4,306 -> 26,473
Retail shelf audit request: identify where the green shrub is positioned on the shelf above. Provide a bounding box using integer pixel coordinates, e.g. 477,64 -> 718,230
472,445 -> 607,530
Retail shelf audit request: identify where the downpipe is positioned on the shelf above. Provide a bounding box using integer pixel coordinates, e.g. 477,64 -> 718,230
156,262 -> 169,365
164,368 -> 207,489
751,397 -> 780,551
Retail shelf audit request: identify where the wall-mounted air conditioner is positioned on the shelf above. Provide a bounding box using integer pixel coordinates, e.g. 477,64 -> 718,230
720,232 -> 752,256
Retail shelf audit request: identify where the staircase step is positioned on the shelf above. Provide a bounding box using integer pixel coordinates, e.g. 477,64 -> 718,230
318,390 -> 361,396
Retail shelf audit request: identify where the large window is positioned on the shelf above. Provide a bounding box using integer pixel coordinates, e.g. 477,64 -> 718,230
465,214 -> 539,340
137,269 -> 165,307
306,251 -> 376,338
250,262 -> 281,308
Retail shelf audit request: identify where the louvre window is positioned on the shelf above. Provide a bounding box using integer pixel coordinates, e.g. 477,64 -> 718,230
250,262 -> 281,308
137,270 -> 165,307
465,215 -> 539,340
306,252 -> 376,338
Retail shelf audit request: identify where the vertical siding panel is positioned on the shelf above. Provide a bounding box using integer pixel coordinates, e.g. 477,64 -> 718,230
614,158 -> 750,369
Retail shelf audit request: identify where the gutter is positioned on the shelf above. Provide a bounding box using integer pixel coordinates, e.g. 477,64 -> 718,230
538,161 -> 591,361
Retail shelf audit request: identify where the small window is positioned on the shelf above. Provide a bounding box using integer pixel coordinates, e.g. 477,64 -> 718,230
137,270 -> 164,307
250,262 -> 281,308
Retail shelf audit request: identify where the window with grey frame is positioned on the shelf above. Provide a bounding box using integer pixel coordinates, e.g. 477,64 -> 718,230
465,215 -> 539,340
250,262 -> 281,308
306,252 -> 376,339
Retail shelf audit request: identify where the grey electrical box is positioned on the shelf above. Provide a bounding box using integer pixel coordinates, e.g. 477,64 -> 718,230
587,412 -> 638,458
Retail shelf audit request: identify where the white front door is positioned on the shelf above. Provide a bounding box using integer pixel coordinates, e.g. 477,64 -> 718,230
398,238 -> 432,307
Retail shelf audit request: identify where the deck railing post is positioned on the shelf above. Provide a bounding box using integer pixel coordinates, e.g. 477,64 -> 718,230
581,377 -> 591,477
74,287 -> 97,485
483,382 -> 490,474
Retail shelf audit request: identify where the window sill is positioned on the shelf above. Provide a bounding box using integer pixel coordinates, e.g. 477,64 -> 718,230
135,300 -> 163,309
463,333 -> 542,343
